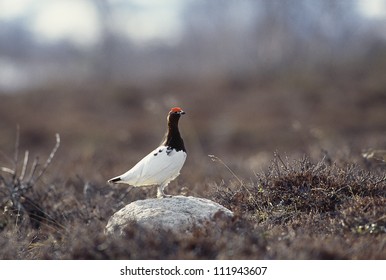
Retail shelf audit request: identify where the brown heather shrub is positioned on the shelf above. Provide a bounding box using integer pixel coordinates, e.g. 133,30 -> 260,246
212,155 -> 385,221
210,154 -> 386,259
1,146 -> 385,259
1,93 -> 385,260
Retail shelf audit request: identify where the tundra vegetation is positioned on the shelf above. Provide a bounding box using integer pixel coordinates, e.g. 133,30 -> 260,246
0,81 -> 385,259
0,1 -> 385,259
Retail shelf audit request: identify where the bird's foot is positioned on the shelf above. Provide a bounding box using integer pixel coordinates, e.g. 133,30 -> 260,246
157,193 -> 172,199
157,184 -> 172,198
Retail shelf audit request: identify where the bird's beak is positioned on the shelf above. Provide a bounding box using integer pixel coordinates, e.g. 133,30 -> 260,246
180,111 -> 186,115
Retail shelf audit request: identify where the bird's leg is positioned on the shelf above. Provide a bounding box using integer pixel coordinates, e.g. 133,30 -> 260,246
157,182 -> 172,198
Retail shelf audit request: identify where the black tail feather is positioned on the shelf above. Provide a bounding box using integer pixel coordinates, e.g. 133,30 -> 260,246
108,177 -> 121,183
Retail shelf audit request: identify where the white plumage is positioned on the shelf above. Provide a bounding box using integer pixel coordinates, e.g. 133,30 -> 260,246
109,145 -> 186,193
108,107 -> 187,198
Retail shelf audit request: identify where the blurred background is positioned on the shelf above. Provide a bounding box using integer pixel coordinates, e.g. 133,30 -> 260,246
0,0 -> 385,191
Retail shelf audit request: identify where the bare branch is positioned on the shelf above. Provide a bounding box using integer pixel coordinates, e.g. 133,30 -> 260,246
13,125 -> 20,175
208,154 -> 243,186
33,133 -> 60,183
27,157 -> 39,183
19,150 -> 29,181
1,167 -> 15,175
375,174 -> 386,186
0,131 -> 61,230
273,151 -> 281,177
209,154 -> 258,207
276,152 -> 289,171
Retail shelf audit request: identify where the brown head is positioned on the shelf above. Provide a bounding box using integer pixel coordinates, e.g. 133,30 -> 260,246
168,107 -> 185,117
164,107 -> 186,152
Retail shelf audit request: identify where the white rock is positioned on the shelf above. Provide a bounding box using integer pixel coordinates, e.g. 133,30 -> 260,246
105,196 -> 233,237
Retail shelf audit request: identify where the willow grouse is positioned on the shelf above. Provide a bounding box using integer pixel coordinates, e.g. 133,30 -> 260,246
108,107 -> 187,198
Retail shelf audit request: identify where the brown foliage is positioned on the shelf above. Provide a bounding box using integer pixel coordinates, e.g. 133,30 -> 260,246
211,155 -> 386,259
0,75 -> 385,259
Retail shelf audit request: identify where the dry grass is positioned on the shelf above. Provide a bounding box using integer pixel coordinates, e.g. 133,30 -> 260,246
211,154 -> 386,259
0,77 -> 385,259
0,143 -> 385,259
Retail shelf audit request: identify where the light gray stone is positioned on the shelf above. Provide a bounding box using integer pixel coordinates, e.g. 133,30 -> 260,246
105,195 -> 233,237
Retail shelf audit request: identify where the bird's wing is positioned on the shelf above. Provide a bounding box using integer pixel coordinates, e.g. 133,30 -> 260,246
119,145 -> 186,186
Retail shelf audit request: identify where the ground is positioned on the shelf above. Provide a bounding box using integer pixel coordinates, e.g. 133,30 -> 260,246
0,77 -> 385,259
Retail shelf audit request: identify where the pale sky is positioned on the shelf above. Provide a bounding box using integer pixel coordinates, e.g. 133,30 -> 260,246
358,0 -> 386,18
0,0 -> 385,46
0,0 -> 183,46
1,0 -> 386,91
